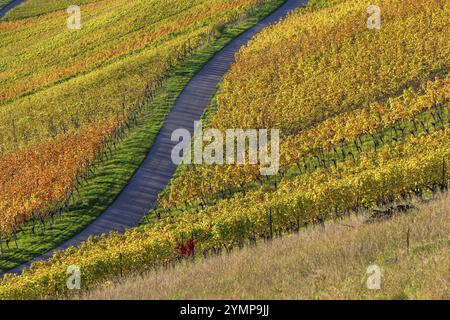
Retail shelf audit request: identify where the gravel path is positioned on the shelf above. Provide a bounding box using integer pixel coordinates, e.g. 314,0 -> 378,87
4,0 -> 307,275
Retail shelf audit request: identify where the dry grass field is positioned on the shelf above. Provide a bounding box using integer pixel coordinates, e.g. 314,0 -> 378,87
84,193 -> 450,300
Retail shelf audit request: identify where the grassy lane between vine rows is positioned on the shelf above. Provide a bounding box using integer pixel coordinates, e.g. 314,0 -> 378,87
0,0 -> 285,273
85,192 -> 450,300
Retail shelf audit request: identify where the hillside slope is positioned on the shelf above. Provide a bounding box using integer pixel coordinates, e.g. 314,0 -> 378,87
85,194 -> 450,300
0,0 -> 281,271
0,0 -> 448,300
0,0 -> 266,235
3,0 -> 301,276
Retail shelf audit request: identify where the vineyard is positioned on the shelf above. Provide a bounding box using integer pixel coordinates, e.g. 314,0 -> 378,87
1,0 -> 95,19
0,0 -> 272,245
0,0 -> 448,299
1,126 -> 449,298
164,0 -> 450,205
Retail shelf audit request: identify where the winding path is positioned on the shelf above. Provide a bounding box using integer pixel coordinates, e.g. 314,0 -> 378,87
5,0 -> 307,275
0,0 -> 25,19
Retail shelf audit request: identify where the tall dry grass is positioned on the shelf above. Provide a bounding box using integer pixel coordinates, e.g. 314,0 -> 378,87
84,194 -> 450,300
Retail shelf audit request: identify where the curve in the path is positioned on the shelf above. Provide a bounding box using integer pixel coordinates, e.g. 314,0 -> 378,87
5,0 -> 307,275
0,0 -> 25,18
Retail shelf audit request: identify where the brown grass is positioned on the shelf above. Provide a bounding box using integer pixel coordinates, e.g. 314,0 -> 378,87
83,194 -> 450,300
